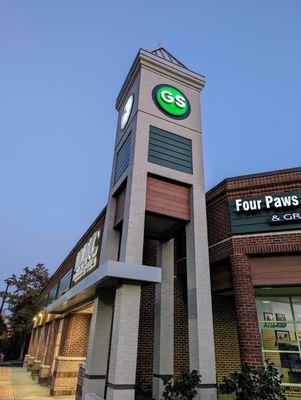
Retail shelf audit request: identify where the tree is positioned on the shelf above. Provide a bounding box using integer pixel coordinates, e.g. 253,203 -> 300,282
0,263 -> 49,360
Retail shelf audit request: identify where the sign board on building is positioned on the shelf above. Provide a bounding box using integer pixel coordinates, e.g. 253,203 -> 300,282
72,230 -> 100,283
229,192 -> 301,234
152,84 -> 191,119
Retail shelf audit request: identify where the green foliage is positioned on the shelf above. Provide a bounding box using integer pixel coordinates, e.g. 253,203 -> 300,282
219,362 -> 286,400
162,370 -> 201,400
0,263 -> 49,359
0,315 -> 6,337
135,384 -> 154,400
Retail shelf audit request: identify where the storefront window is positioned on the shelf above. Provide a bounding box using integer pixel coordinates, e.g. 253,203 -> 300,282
256,296 -> 301,397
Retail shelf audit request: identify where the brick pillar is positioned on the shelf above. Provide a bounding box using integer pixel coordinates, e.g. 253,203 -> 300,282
32,325 -> 47,377
39,322 -> 52,385
82,291 -> 114,399
35,325 -> 43,359
24,328 -> 35,367
31,327 -> 39,361
106,283 -> 141,400
25,328 -> 35,361
230,253 -> 262,367
51,313 -> 91,397
50,319 -> 63,373
48,319 -> 64,387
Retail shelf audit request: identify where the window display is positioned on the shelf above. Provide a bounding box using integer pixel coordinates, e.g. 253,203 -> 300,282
256,296 -> 301,397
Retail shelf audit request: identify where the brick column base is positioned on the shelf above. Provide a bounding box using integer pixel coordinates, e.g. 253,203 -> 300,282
26,356 -> 35,371
23,354 -> 31,368
50,356 -> 86,397
75,363 -> 86,400
38,364 -> 51,385
31,359 -> 42,377
231,253 -> 262,367
47,373 -> 54,387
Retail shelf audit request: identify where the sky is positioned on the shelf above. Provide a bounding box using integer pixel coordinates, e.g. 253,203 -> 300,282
0,0 -> 301,287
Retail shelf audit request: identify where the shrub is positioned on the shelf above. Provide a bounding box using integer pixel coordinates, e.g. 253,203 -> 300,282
219,362 -> 286,400
162,370 -> 201,400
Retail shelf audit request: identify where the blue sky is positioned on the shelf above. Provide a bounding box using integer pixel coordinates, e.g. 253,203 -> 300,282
1,0 -> 301,286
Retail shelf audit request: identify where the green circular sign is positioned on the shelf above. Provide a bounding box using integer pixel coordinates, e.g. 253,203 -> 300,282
152,84 -> 190,119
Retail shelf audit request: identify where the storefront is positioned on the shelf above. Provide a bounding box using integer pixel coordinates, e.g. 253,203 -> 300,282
207,167 -> 301,398
256,294 -> 301,388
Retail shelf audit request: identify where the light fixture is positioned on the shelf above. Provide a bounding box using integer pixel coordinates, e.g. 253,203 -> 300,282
262,301 -> 271,304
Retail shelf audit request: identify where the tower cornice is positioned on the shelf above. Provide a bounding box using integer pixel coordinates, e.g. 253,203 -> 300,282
116,48 -> 205,110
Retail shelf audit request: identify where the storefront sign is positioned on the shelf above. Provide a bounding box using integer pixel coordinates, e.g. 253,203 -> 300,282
73,230 -> 100,283
152,84 -> 190,119
234,194 -> 299,212
269,212 -> 301,224
229,192 -> 301,234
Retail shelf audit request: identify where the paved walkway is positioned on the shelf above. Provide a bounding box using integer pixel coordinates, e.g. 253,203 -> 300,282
0,367 -> 75,400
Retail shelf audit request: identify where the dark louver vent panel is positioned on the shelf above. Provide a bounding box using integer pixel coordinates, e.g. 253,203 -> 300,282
114,133 -> 131,183
148,126 -> 192,174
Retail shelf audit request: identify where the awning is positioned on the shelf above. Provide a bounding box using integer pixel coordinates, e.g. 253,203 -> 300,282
46,260 -> 161,314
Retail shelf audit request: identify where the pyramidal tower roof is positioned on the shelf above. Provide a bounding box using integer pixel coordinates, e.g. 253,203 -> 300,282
148,45 -> 188,69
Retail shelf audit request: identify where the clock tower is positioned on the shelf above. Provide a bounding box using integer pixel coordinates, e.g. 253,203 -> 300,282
82,46 -> 217,400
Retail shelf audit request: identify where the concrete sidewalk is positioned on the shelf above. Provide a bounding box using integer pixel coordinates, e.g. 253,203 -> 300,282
0,367 -> 75,400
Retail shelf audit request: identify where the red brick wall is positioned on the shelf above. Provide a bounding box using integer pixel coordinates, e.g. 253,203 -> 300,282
207,194 -> 231,246
136,284 -> 156,391
59,314 -> 91,358
207,167 -> 301,368
206,168 -> 301,249
136,239 -> 157,391
174,275 -> 189,377
230,253 -> 262,367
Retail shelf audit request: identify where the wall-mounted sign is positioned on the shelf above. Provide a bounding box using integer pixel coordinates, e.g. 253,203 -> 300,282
152,84 -> 190,119
120,94 -> 134,130
229,192 -> 301,234
73,230 -> 100,283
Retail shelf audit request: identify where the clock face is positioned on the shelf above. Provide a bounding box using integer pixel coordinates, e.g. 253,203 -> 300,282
120,94 -> 134,130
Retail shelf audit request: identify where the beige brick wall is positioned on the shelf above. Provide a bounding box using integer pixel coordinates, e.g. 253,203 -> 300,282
50,356 -> 86,396
212,295 -> 241,383
59,313 -> 91,357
